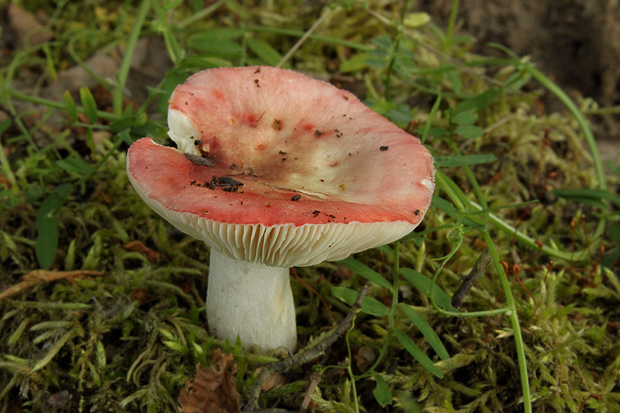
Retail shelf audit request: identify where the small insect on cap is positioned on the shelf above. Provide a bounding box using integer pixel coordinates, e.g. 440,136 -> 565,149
127,66 -> 435,268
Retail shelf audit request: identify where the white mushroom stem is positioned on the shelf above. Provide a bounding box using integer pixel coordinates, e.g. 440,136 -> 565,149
206,249 -> 297,352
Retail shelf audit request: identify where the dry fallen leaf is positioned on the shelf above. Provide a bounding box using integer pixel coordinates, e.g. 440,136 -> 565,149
178,349 -> 241,413
258,369 -> 284,392
0,270 -> 106,301
123,240 -> 162,263
354,346 -> 376,373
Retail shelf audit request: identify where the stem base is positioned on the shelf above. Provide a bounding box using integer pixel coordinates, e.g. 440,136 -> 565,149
207,250 -> 297,351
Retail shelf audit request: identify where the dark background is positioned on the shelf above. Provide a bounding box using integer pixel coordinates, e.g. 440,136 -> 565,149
420,0 -> 620,162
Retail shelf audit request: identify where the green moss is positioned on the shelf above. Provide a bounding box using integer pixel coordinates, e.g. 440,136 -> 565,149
1,0 -> 619,412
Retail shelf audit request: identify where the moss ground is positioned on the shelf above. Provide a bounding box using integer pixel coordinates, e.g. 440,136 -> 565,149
1,1 -> 619,412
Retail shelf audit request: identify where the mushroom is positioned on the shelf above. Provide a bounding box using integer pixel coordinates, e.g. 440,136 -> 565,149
126,66 -> 435,352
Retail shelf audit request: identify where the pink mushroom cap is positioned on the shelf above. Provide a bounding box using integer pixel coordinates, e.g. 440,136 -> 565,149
127,66 -> 435,267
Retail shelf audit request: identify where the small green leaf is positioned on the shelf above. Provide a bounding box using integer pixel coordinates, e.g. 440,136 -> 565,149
155,69 -> 195,115
451,35 -> 476,45
401,268 -> 457,313
163,0 -> 183,11
385,104 -> 413,125
84,127 -> 95,155
607,161 -> 620,176
35,215 -> 59,270
365,57 -> 388,69
455,125 -> 484,139
8,319 -> 29,346
1,232 -> 18,256
368,48 -> 390,58
117,128 -> 134,145
340,53 -> 371,72
505,70 -> 532,92
0,189 -> 20,207
96,341 -> 107,367
434,154 -> 497,167
25,184 -> 46,204
0,118 -> 12,135
247,38 -> 284,67
130,121 -> 167,142
457,89 -> 502,112
190,27 -> 245,43
179,56 -> 234,69
79,86 -> 98,123
63,90 -> 78,122
431,196 -> 460,218
162,340 -> 187,354
372,373 -> 393,407
65,239 -> 76,271
159,328 -> 176,341
608,222 -> 620,247
189,38 -> 244,56
35,184 -> 72,269
89,361 -> 101,387
331,287 -> 389,317
602,244 -> 620,269
394,329 -> 443,378
452,110 -> 478,125
403,12 -> 431,28
399,303 -> 449,360
109,116 -> 136,133
419,127 -> 448,137
56,157 -> 95,174
375,244 -> 393,256
189,0 -> 202,11
370,101 -> 396,116
336,257 -> 393,291
446,70 -> 462,95
370,35 -> 392,50
43,44 -> 57,80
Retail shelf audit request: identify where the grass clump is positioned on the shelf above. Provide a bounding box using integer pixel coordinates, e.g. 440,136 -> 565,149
1,0 -> 619,412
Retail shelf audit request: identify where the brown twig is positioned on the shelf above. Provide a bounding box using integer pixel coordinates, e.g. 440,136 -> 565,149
242,285 -> 369,413
0,270 -> 106,301
300,373 -> 321,413
451,248 -> 492,309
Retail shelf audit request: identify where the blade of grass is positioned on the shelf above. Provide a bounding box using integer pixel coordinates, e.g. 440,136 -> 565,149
399,303 -> 449,360
243,26 -> 370,51
79,87 -> 98,123
401,268 -> 457,313
464,200 -> 539,215
436,170 -> 592,261
482,230 -> 531,413
420,95 -> 442,144
113,0 -> 151,114
332,286 -> 389,317
0,119 -> 18,193
434,154 -> 497,167
336,257 -> 393,291
394,329 -> 443,378
276,5 -> 338,68
435,166 -> 532,413
5,90 -> 122,120
177,0 -> 226,28
552,188 -> 620,205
